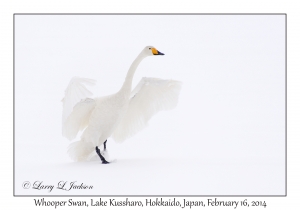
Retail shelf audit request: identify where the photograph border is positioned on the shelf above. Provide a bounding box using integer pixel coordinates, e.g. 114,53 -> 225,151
13,13 -> 287,197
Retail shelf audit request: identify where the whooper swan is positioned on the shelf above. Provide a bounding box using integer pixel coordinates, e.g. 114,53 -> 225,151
62,46 -> 181,164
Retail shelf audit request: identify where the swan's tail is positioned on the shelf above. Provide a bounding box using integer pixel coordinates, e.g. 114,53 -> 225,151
68,140 -> 94,161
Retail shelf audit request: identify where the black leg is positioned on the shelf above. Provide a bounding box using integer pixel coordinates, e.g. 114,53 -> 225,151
103,140 -> 107,151
95,146 -> 109,164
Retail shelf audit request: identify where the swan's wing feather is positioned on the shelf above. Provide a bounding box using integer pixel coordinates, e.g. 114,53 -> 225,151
62,77 -> 96,126
112,77 -> 182,142
62,98 -> 96,140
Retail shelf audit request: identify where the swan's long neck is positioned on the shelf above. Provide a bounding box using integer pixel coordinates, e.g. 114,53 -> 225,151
119,52 -> 146,95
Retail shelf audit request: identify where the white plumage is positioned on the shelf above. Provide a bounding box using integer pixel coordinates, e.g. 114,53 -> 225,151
62,46 -> 182,163
113,77 -> 181,142
62,77 -> 96,127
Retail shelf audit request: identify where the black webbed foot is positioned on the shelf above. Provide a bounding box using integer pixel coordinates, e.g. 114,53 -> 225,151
101,159 -> 109,164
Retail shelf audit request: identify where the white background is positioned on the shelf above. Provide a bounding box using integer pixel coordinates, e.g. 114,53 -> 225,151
1,0 -> 299,209
14,14 -> 285,196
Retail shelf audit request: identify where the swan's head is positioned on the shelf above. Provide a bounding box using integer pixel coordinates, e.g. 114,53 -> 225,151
143,46 -> 165,56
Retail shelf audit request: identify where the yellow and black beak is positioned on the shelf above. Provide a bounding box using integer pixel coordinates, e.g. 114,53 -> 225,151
152,48 -> 165,55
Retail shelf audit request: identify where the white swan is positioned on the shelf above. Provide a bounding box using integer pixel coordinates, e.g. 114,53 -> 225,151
62,46 -> 181,163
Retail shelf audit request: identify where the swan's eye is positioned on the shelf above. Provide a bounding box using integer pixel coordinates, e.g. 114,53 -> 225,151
149,48 -> 151,50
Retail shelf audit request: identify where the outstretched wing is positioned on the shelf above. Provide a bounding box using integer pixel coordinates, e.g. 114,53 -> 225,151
62,77 -> 96,125
63,98 -> 96,140
112,77 -> 182,142
62,77 -> 96,140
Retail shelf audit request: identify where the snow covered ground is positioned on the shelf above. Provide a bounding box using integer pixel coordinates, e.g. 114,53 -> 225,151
16,139 -> 285,196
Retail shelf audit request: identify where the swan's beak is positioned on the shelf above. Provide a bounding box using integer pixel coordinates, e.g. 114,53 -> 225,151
152,48 -> 165,55
156,51 -> 165,55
